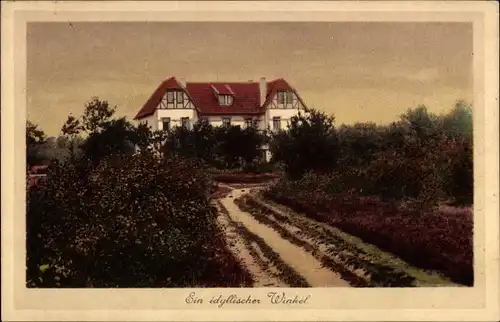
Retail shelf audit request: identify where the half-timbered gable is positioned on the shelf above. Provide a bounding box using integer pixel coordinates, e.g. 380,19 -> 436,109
158,90 -> 195,110
266,90 -> 305,110
134,76 -> 308,160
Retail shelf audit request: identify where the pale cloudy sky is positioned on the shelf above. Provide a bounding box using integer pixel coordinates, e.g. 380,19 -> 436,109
27,22 -> 473,136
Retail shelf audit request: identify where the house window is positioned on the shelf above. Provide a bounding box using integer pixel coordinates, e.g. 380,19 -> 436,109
166,91 -> 175,103
244,118 -> 253,128
219,95 -> 233,106
273,117 -> 281,131
176,91 -> 184,105
222,117 -> 231,127
181,117 -> 190,129
277,91 -> 285,104
286,91 -> 294,104
161,117 -> 170,131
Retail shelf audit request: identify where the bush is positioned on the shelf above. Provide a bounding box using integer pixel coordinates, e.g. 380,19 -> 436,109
264,178 -> 473,285
27,152 -> 251,287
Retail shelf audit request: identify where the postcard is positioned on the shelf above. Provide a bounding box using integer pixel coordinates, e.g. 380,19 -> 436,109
1,1 -> 499,321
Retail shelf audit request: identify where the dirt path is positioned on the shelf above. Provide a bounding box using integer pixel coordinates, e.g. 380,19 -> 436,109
215,200 -> 286,287
218,186 -> 350,287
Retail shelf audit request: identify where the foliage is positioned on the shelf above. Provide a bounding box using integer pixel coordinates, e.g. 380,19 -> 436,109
165,120 -> 265,169
269,109 -> 339,179
337,123 -> 386,167
81,97 -> 117,133
264,175 -> 473,285
262,101 -> 474,285
26,121 -> 47,166
27,152 -> 252,287
61,115 -> 85,161
323,103 -> 473,206
439,100 -> 473,139
80,117 -> 139,164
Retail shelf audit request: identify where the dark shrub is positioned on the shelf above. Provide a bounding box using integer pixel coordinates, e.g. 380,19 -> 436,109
27,152 -> 251,287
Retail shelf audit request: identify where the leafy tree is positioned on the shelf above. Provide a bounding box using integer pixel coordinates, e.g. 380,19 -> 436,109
26,120 -> 46,146
165,120 -> 264,169
61,114 -> 84,161
213,125 -> 264,168
337,122 -> 385,167
192,119 -> 217,162
26,121 -> 47,167
269,109 -> 339,179
440,100 -> 473,139
81,97 -> 116,133
165,125 -> 197,157
399,105 -> 444,143
80,117 -> 138,164
72,97 -> 140,163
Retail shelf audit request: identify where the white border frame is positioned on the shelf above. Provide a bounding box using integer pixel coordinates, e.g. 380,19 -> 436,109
2,1 -> 499,321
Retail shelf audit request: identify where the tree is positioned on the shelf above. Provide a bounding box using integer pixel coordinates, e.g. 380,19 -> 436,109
26,121 -> 47,167
400,105 -> 443,141
440,101 -> 473,139
61,114 -> 84,162
165,125 -> 197,158
80,117 -> 138,164
337,122 -> 385,167
81,97 -> 116,133
269,109 -> 339,179
192,119 -> 217,163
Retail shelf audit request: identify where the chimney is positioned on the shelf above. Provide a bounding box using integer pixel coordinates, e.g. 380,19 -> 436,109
179,77 -> 186,88
259,77 -> 267,107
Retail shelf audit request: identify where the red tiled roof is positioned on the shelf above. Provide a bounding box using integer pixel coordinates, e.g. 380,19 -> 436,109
134,77 -> 305,119
134,77 -> 184,119
187,82 -> 264,115
211,83 -> 234,95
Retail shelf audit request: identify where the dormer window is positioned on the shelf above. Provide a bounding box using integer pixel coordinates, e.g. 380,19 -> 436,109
212,84 -> 234,107
218,95 -> 233,106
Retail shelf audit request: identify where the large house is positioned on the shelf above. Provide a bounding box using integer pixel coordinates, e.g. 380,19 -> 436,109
134,76 -> 308,161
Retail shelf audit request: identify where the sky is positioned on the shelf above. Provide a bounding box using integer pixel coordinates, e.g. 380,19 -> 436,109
27,22 -> 473,136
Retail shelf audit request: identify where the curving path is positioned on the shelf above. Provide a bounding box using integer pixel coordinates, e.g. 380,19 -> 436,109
217,185 -> 350,287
